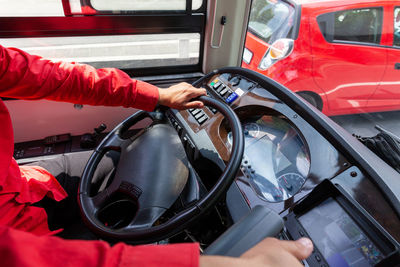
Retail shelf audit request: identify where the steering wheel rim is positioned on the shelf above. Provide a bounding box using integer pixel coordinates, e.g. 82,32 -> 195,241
78,95 -> 244,244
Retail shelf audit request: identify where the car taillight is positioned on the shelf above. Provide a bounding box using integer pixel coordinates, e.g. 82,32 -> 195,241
258,38 -> 294,70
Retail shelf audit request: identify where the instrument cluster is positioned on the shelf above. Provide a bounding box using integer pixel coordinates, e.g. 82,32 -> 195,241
228,115 -> 310,202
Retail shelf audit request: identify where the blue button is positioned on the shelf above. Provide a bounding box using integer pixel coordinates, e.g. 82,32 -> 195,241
226,92 -> 238,103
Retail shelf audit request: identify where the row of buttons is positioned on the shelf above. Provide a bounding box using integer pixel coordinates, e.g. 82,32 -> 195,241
241,155 -> 256,178
188,108 -> 208,125
171,120 -> 183,135
14,146 -> 54,159
14,149 -> 24,158
210,80 -> 239,104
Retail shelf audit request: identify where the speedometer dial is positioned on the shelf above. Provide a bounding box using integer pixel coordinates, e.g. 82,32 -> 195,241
278,173 -> 306,199
228,114 -> 310,203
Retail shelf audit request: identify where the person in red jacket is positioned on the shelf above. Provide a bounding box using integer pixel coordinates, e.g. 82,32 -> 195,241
0,45 -> 313,266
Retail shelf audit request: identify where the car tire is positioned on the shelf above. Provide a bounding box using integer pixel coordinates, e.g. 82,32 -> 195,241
297,92 -> 322,111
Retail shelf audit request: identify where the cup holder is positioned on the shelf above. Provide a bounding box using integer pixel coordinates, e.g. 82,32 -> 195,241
97,198 -> 138,229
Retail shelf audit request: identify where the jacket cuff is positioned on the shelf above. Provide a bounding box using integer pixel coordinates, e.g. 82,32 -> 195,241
120,243 -> 200,267
132,80 -> 159,111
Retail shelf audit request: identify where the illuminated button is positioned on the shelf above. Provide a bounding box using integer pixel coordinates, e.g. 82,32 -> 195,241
226,92 -> 238,103
210,78 -> 219,87
213,82 -> 222,90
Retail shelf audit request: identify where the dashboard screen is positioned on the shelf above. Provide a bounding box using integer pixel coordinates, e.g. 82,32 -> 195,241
299,198 -> 383,266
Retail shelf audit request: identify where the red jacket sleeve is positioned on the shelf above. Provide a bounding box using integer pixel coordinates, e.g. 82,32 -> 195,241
0,45 -> 159,111
0,225 -> 200,267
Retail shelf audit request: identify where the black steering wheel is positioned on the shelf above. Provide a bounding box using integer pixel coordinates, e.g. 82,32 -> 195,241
78,93 -> 244,244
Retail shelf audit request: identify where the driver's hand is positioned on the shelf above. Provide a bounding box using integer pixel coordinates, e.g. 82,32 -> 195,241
158,82 -> 207,110
200,237 -> 313,267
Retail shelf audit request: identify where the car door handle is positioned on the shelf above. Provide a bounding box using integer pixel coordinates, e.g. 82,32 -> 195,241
395,63 -> 400,70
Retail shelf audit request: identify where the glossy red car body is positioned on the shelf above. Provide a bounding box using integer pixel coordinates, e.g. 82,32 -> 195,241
243,0 -> 400,116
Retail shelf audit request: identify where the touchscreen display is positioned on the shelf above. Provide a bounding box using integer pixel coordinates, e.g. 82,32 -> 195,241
299,198 -> 383,266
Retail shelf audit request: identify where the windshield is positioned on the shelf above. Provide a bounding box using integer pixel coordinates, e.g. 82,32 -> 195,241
248,0 -> 296,44
243,2 -> 400,174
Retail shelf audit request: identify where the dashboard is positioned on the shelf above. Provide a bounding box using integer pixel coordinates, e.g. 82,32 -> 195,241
12,67 -> 400,264
166,70 -> 400,248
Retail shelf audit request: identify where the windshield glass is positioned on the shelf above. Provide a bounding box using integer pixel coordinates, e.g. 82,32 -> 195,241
248,0 -> 296,44
243,1 -> 400,174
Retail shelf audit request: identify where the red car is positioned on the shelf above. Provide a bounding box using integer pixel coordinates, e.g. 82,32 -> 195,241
243,0 -> 400,116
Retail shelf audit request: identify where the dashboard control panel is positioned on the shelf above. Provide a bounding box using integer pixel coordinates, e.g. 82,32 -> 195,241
188,108 -> 209,125
208,75 -> 251,105
181,71 -> 400,249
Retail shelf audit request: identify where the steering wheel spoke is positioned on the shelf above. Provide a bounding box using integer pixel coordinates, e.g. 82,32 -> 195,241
97,133 -> 130,153
91,169 -> 136,209
91,188 -> 112,211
